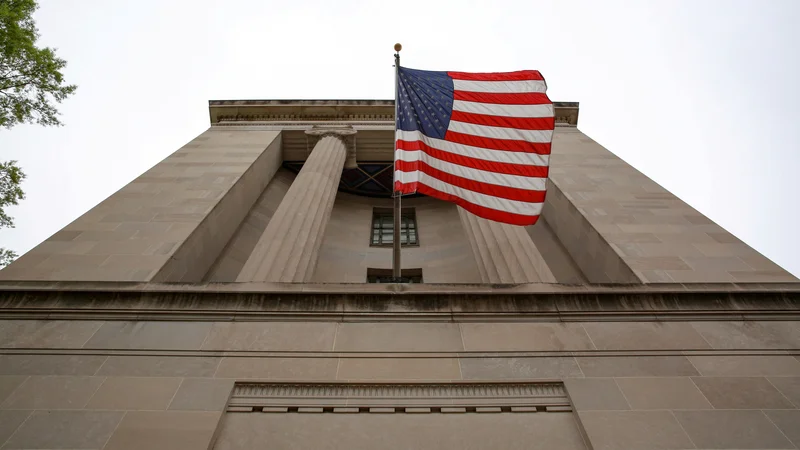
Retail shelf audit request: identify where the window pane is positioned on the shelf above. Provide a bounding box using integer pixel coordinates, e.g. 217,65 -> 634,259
371,210 -> 418,247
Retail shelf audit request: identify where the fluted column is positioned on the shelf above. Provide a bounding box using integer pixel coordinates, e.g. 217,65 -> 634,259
237,128 -> 354,282
457,207 -> 556,283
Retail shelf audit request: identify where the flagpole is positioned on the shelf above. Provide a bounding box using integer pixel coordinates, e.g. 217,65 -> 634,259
392,43 -> 402,282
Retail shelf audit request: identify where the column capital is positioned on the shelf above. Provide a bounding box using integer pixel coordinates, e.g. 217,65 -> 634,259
305,126 -> 358,169
305,125 -> 357,140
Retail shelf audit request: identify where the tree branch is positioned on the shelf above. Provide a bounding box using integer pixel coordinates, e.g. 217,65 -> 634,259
0,82 -> 35,92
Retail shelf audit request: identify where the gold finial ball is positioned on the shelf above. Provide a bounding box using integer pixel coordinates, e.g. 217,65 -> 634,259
394,43 -> 402,52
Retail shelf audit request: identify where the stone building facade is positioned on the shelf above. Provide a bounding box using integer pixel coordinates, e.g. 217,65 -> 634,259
0,100 -> 797,449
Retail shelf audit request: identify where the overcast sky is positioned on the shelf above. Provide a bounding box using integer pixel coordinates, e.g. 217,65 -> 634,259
1,0 -> 798,277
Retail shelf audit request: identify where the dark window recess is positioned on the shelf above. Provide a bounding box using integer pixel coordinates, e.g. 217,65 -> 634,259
370,208 -> 418,247
367,268 -> 423,283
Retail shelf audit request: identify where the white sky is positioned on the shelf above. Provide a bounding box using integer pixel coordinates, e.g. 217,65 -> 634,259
1,0 -> 798,277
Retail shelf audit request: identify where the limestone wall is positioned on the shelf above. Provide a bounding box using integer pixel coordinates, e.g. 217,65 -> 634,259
0,316 -> 798,449
547,128 -> 797,283
0,129 -> 282,282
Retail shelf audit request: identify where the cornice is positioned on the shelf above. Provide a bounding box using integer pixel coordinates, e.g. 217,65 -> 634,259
209,99 -> 580,127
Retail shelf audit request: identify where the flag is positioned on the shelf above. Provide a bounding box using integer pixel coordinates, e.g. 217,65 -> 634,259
394,67 -> 554,226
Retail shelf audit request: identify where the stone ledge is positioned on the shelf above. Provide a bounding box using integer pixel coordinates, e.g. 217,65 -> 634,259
0,280 -> 798,294
0,283 -> 799,321
2,348 -> 797,358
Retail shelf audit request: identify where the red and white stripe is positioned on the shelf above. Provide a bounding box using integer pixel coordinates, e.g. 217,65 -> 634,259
394,70 -> 554,226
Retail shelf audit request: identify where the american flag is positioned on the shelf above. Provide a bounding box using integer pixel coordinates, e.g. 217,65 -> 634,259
394,67 -> 554,226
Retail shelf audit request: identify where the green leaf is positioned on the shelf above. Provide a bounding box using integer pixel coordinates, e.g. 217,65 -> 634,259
1,0 -> 77,128
0,160 -> 25,229
0,247 -> 16,267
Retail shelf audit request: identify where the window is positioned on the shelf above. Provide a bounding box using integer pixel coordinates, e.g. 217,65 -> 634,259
371,208 -> 418,247
367,268 -> 423,283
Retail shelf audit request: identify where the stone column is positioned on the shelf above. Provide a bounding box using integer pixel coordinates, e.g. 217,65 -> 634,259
237,128 -> 355,282
458,207 -> 556,283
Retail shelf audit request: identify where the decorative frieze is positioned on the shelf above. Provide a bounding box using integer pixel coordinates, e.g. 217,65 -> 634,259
227,382 -> 571,413
208,100 -> 579,126
216,113 -> 395,122
215,114 -> 577,126
234,382 -> 565,399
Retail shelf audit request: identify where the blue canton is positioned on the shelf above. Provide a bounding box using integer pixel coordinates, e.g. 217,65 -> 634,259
396,67 -> 454,140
